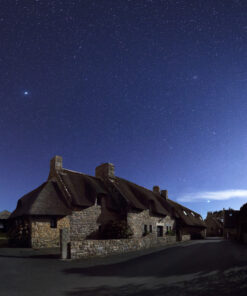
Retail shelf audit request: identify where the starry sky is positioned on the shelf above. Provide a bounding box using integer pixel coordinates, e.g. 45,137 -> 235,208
1,0 -> 247,218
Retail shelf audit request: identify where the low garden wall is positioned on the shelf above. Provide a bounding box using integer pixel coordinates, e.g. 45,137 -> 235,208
70,235 -> 176,259
181,234 -> 191,241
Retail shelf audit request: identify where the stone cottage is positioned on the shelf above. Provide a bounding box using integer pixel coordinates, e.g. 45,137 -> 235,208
9,156 -> 205,258
205,211 -> 223,237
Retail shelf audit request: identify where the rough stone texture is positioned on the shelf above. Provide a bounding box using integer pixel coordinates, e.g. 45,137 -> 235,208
70,235 -> 177,259
181,234 -> 191,241
69,208 -> 177,259
70,205 -> 101,240
127,209 -> 175,238
60,228 -> 70,259
31,216 -> 69,248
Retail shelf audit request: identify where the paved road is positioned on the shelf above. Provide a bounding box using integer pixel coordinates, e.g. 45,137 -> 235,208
1,238 -> 247,296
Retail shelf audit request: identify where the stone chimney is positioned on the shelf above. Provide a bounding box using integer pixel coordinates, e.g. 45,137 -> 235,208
153,186 -> 160,194
95,163 -> 115,179
49,155 -> 63,178
161,190 -> 168,200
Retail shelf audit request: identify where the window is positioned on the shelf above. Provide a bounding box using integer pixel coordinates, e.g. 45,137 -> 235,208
166,226 -> 169,232
191,212 -> 195,216
229,213 -> 233,217
183,210 -> 188,216
157,226 -> 163,237
169,226 -> 172,231
149,225 -> 152,233
50,218 -> 57,228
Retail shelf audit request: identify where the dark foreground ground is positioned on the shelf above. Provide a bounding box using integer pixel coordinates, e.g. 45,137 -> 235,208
0,238 -> 247,296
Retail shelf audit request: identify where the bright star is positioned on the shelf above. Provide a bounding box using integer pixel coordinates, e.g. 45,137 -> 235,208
24,91 -> 29,95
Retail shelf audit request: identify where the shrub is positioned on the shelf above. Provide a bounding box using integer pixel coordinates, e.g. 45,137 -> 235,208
101,220 -> 133,239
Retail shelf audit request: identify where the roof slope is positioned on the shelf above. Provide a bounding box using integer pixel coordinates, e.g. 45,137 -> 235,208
166,199 -> 206,228
10,181 -> 71,218
10,166 -> 205,227
0,210 -> 11,220
58,169 -> 108,207
114,177 -> 170,216
205,215 -> 223,229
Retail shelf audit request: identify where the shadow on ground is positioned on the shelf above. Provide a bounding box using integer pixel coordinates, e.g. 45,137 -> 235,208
0,247 -> 60,259
63,240 -> 247,278
64,267 -> 247,296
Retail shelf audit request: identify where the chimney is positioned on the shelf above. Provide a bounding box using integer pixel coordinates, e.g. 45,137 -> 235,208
49,155 -> 63,178
161,190 -> 168,200
153,186 -> 160,194
95,163 -> 115,179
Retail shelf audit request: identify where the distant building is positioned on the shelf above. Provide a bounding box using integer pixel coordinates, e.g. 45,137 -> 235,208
223,208 -> 240,240
205,211 -> 223,237
0,210 -> 11,231
237,203 -> 247,243
9,156 -> 206,258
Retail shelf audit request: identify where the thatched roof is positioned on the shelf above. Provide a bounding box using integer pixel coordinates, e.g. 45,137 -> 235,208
10,163 -> 205,228
166,199 -> 206,228
113,177 -> 170,216
58,169 -> 108,207
10,181 -> 71,218
0,210 -> 11,220
205,213 -> 223,229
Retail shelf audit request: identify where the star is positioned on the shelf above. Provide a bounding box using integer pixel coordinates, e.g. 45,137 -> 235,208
24,91 -> 29,95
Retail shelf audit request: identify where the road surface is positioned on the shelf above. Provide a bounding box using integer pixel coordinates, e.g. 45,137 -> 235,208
0,238 -> 247,295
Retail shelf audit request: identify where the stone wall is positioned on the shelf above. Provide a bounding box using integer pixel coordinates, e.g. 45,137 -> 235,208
181,234 -> 191,241
127,209 -> 175,238
70,235 -> 177,259
31,216 -> 69,248
70,205 -> 101,240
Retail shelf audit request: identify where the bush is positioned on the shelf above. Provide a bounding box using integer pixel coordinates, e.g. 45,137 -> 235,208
166,230 -> 175,236
101,220 -> 133,239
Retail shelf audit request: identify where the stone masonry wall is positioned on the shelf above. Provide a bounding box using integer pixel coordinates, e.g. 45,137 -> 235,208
127,209 -> 175,238
70,205 -> 101,240
31,216 -> 70,248
181,234 -> 191,241
70,235 -> 176,259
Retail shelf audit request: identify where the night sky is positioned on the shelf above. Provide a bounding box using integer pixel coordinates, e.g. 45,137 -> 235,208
1,0 -> 247,218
